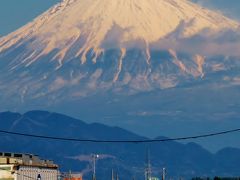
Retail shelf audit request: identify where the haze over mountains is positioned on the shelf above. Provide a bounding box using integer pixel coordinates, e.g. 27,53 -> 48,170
1,111 -> 240,179
0,0 -> 240,151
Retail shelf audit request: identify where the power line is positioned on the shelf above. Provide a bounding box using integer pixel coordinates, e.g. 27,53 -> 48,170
0,128 -> 240,143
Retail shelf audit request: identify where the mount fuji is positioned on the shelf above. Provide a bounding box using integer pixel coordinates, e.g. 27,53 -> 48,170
1,0 -> 240,150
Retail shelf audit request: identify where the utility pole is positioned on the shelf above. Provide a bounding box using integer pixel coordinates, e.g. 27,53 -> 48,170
111,169 -> 115,180
69,170 -> 72,180
162,168 -> 166,180
116,172 -> 119,180
92,154 -> 99,180
145,149 -> 151,180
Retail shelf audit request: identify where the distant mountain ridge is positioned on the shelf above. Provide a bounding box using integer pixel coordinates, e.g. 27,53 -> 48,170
0,111 -> 240,179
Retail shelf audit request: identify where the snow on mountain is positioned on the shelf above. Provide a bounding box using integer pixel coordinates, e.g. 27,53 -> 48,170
0,0 -> 238,64
0,0 -> 239,109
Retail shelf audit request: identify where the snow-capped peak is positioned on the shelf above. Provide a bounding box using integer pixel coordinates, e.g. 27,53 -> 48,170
0,0 -> 240,110
0,0 -> 238,66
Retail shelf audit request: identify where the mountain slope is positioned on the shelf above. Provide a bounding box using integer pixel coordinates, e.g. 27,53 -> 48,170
1,111 -> 240,179
0,0 -> 237,61
0,0 -> 239,102
0,111 -> 240,179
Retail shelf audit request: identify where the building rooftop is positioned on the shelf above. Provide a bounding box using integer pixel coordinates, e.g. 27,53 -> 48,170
0,152 -> 58,168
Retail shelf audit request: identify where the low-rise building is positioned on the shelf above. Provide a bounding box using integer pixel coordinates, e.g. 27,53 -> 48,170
0,152 -> 59,180
63,173 -> 83,180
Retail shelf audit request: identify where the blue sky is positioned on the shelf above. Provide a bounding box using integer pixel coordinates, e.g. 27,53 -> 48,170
0,0 -> 59,36
193,0 -> 240,20
0,0 -> 239,36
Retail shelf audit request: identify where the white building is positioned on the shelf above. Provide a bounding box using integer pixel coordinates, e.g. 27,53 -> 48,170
0,152 -> 59,180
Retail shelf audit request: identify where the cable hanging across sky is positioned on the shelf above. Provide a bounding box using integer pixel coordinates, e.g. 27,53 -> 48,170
0,128 -> 240,143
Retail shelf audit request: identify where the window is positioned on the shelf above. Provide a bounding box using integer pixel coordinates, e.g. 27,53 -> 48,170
14,154 -> 22,158
4,153 -> 12,157
0,166 -> 11,171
